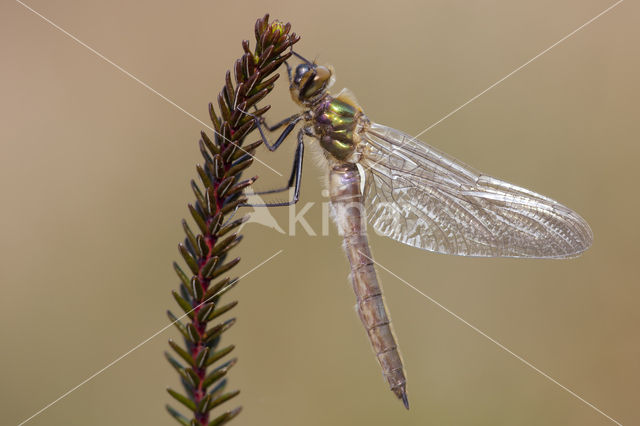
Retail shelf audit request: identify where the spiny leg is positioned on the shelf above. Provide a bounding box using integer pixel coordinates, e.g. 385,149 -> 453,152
285,60 -> 293,84
237,106 -> 303,195
252,126 -> 313,196
253,145 -> 298,196
239,106 -> 302,152
290,50 -> 314,65
256,110 -> 302,132
243,129 -> 305,207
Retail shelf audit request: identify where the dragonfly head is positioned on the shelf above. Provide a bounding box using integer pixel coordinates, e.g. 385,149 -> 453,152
290,63 -> 335,106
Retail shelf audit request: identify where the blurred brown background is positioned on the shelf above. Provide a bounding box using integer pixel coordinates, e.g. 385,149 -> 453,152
1,0 -> 638,425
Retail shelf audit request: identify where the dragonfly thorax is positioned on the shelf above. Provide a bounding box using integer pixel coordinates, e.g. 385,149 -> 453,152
312,94 -> 364,161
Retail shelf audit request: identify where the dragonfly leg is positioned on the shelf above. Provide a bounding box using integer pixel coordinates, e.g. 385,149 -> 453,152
285,60 -> 293,85
290,50 -> 314,65
253,149 -> 298,196
239,107 -> 302,152
243,129 -> 305,207
251,106 -> 300,132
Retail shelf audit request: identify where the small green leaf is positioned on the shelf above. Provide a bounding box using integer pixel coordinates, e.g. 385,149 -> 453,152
202,357 -> 237,388
182,220 -> 198,252
205,345 -> 235,368
220,122 -> 232,144
201,256 -> 220,279
226,157 -> 253,179
226,178 -> 257,198
230,99 -> 246,129
202,368 -> 228,390
221,142 -> 239,163
188,204 -> 208,234
203,277 -> 236,302
172,291 -> 194,319
253,73 -> 280,95
168,338 -> 195,366
186,323 -> 200,343
206,390 -> 240,412
208,212 -> 224,235
204,319 -> 236,344
207,301 -> 238,321
230,118 -> 254,142
211,234 -> 241,257
208,378 -> 228,400
224,70 -> 234,107
164,351 -> 185,372
205,187 -> 217,216
218,216 -> 249,237
190,180 -> 206,208
190,277 -> 204,302
185,368 -> 200,388
197,302 -> 215,323
211,258 -> 241,280
179,243 -> 199,275
177,278 -> 194,300
173,262 -> 190,288
220,196 -> 247,215
256,44 -> 274,68
184,239 -> 200,260
208,104 -> 221,131
241,39 -> 250,54
195,346 -> 210,369
252,103 -> 271,118
176,368 -> 193,394
214,358 -> 238,373
231,141 -> 261,161
197,394 -> 212,414
167,310 -> 191,340
217,176 -> 236,199
209,407 -> 242,426
179,283 -> 192,304
166,404 -> 191,426
259,53 -> 288,77
212,154 -> 225,180
196,164 -> 211,188
167,388 -> 197,412
199,139 -> 213,164
196,235 -> 209,258
202,277 -> 228,302
243,87 -> 269,111
242,67 -> 259,94
234,56 -> 246,84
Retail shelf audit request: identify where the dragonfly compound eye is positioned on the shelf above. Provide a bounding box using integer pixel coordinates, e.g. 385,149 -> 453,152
298,65 -> 332,102
293,63 -> 312,86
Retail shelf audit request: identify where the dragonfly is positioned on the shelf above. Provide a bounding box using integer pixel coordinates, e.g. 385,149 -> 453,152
242,52 -> 593,409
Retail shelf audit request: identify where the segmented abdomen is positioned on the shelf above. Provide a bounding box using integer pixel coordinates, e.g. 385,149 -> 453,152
328,163 -> 409,408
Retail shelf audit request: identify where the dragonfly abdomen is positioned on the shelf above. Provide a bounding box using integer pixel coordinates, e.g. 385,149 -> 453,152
329,163 -> 409,409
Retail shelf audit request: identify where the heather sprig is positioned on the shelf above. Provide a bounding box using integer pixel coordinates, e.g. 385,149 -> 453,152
165,15 -> 299,426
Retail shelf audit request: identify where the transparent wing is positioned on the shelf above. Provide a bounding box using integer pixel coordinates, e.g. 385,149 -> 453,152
360,122 -> 593,258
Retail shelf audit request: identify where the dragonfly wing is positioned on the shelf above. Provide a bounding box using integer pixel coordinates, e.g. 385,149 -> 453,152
359,122 -> 593,258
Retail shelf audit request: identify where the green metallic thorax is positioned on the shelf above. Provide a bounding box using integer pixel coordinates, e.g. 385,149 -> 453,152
314,96 -> 360,161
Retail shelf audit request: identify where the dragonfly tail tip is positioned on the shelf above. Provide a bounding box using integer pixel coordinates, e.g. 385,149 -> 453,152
393,385 -> 409,409
401,392 -> 410,410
